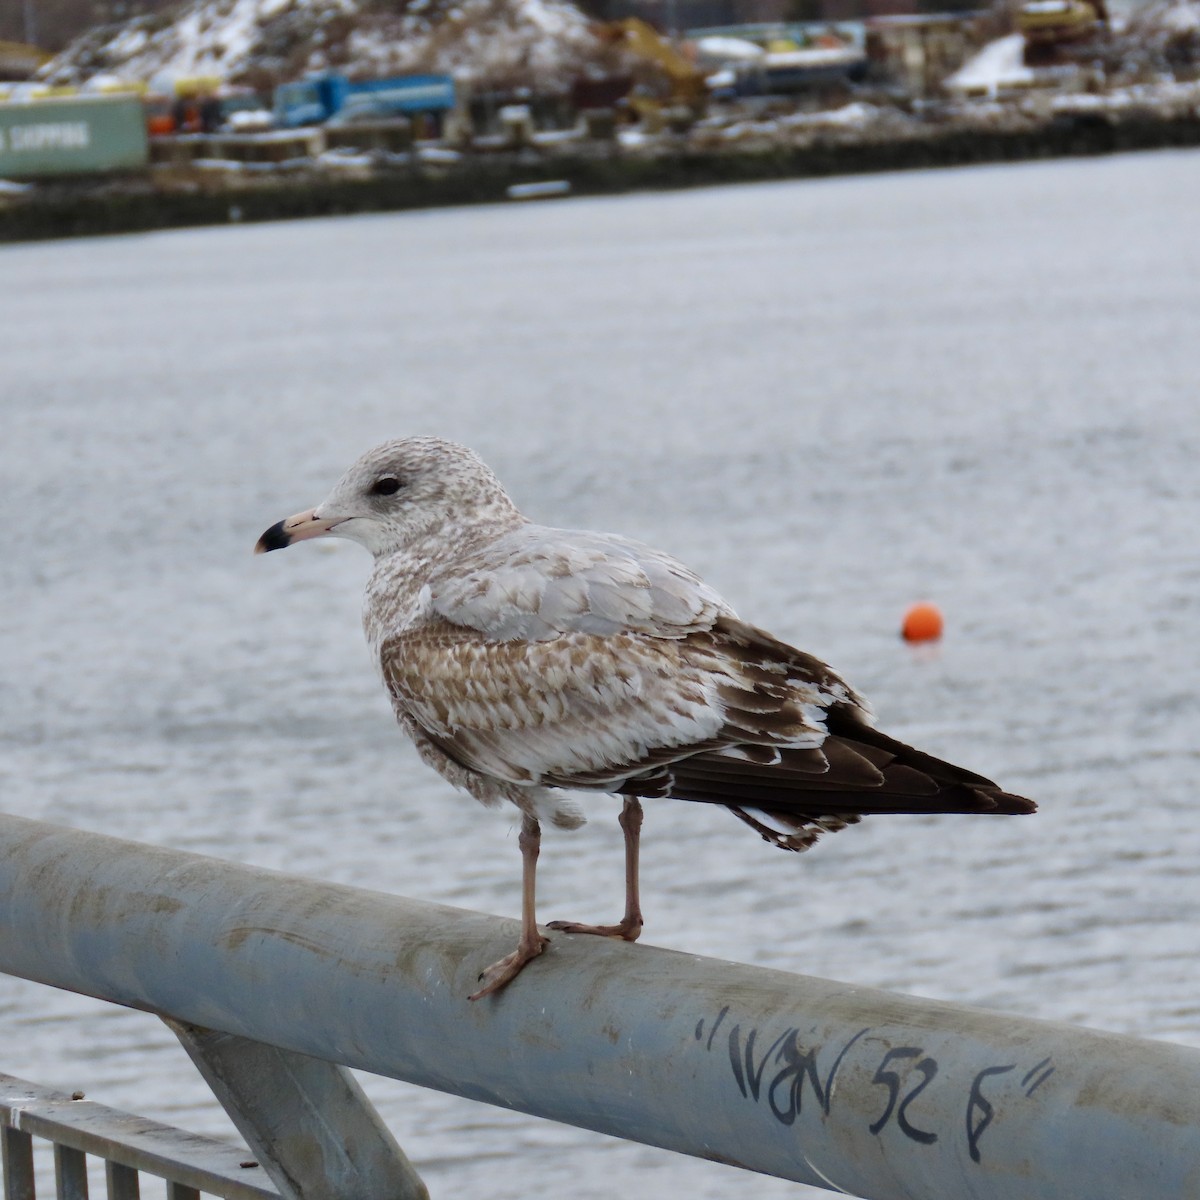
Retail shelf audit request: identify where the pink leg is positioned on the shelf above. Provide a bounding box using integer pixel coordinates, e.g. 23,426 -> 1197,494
547,797 -> 644,942
470,814 -> 550,1000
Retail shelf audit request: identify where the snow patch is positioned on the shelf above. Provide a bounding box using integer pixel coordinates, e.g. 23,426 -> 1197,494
41,0 -> 606,91
945,34 -> 1036,96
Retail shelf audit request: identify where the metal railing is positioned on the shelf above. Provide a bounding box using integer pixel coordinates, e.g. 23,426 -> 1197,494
0,1074 -> 281,1199
0,811 -> 1198,1200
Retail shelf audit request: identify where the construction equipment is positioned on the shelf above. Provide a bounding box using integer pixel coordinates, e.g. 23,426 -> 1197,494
0,40 -> 49,82
595,18 -> 708,121
1018,0 -> 1108,62
274,73 -> 456,128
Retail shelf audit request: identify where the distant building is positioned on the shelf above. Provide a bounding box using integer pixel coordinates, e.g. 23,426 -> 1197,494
865,12 -> 984,93
581,0 -> 750,30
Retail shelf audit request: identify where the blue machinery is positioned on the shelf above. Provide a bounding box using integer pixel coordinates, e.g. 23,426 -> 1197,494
0,812 -> 1197,1198
272,75 -> 456,129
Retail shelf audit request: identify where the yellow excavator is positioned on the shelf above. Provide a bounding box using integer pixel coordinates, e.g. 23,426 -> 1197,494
1017,0 -> 1108,59
595,18 -> 708,121
0,40 -> 50,82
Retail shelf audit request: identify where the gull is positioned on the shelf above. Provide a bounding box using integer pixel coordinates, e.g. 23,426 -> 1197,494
255,437 -> 1035,998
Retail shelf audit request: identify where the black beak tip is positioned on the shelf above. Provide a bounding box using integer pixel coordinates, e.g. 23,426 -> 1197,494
255,520 -> 291,555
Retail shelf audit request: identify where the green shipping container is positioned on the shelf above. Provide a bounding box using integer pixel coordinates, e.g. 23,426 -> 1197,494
0,94 -> 148,178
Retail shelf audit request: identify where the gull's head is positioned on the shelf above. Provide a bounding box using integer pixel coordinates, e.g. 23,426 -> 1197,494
254,437 -> 524,559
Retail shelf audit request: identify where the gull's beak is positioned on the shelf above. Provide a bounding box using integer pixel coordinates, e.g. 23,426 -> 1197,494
254,508 -> 343,554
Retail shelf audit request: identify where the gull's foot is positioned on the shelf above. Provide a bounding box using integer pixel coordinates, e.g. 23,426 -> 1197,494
468,933 -> 550,1000
546,916 -> 643,942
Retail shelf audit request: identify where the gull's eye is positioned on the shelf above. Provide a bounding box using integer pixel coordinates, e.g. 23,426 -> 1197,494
371,476 -> 403,497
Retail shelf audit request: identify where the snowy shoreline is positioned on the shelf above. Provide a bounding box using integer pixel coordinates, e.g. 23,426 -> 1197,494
3,100 -> 1199,243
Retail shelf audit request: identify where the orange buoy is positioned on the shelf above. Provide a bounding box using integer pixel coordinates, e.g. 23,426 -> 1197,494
902,602 -> 944,643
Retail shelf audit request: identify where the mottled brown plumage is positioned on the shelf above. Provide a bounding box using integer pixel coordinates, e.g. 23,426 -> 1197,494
256,437 -> 1035,997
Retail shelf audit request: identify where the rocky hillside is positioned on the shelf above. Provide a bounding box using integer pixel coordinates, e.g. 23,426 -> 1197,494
38,0 -> 616,90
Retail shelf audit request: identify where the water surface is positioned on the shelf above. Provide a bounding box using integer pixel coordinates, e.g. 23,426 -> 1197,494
2,149 -> 1199,1198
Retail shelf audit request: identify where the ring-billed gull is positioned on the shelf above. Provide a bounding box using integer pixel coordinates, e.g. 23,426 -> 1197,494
256,437 -> 1035,998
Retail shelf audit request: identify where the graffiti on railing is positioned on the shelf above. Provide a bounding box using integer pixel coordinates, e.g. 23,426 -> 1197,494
694,1006 -> 1055,1165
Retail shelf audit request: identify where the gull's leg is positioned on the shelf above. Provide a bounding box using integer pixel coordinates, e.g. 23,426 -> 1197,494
548,797 -> 644,941
470,814 -> 550,1000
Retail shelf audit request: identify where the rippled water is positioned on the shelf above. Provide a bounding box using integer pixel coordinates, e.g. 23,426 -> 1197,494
2,149 -> 1199,1199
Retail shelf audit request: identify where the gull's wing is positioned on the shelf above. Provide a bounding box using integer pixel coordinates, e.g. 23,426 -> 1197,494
383,528 -> 1035,847
388,524 -> 779,787
423,525 -> 731,641
379,609 -> 861,795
